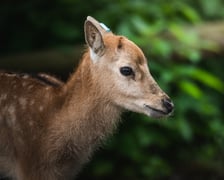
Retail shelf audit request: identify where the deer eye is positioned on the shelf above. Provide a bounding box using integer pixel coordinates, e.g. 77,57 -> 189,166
120,66 -> 134,76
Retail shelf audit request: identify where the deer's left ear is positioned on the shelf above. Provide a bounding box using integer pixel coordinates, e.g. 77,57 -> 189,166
84,17 -> 105,62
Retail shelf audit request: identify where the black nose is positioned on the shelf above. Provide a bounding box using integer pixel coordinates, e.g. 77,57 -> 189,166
162,98 -> 174,114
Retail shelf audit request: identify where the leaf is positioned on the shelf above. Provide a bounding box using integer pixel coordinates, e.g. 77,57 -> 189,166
191,69 -> 224,93
150,38 -> 172,57
117,20 -> 134,38
179,80 -> 203,99
141,156 -> 171,178
172,66 -> 224,93
181,5 -> 201,23
177,118 -> 193,141
131,15 -> 149,35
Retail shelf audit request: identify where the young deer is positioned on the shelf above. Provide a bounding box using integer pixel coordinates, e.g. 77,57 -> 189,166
0,16 -> 173,180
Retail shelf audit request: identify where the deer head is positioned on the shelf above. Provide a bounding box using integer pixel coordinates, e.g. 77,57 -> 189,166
84,16 -> 174,118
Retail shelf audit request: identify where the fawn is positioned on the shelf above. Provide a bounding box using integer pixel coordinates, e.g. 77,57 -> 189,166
0,16 -> 174,180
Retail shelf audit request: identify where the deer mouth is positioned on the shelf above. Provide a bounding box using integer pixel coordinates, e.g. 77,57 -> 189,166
144,104 -> 168,118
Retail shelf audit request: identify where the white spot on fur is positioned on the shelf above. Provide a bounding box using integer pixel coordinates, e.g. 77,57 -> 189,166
22,82 -> 27,87
22,75 -> 29,79
30,100 -> 35,106
39,106 -> 43,112
19,98 -> 27,110
7,105 -> 16,126
0,94 -> 7,102
6,73 -> 17,77
28,121 -> 34,127
28,85 -> 34,90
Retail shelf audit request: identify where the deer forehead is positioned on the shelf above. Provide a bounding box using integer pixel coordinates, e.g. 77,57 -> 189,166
103,35 -> 146,65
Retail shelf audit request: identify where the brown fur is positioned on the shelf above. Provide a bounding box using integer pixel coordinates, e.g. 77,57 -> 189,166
0,16 -> 173,180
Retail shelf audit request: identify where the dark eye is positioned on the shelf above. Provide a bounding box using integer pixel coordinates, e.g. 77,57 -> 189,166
120,66 -> 134,76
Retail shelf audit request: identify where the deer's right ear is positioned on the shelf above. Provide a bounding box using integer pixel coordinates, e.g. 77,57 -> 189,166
84,19 -> 105,62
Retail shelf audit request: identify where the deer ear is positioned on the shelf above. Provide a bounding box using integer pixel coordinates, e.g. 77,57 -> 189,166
84,17 -> 105,61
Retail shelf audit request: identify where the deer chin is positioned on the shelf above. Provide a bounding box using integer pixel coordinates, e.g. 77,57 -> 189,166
143,104 -> 169,118
119,101 -> 169,118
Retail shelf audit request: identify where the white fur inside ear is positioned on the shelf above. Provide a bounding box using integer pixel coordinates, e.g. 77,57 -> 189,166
90,48 -> 99,63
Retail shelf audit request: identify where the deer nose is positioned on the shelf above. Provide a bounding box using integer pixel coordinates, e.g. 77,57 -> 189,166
162,98 -> 174,114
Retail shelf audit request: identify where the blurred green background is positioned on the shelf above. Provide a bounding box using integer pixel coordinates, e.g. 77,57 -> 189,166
1,0 -> 224,179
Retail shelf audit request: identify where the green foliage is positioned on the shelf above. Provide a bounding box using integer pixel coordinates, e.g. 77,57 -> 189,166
1,0 -> 224,179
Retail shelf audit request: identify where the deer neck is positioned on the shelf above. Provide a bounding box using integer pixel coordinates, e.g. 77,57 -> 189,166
52,52 -> 122,157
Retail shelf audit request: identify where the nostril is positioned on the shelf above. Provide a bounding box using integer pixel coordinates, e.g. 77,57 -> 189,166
162,98 -> 174,114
